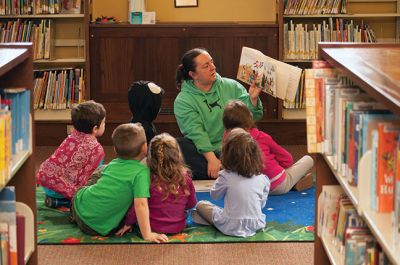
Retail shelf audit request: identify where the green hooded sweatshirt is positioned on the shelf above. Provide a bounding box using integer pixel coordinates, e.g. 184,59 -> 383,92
174,74 -> 263,153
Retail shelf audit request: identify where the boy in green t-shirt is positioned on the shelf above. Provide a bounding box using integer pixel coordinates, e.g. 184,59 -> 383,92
71,123 -> 168,243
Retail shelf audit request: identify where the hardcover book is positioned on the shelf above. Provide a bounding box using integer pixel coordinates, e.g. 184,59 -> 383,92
237,46 -> 302,102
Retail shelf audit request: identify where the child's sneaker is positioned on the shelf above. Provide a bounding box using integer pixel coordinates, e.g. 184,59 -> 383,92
294,173 -> 313,191
44,195 -> 71,209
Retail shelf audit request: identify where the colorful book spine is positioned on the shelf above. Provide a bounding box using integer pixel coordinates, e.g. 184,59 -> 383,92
376,122 -> 400,213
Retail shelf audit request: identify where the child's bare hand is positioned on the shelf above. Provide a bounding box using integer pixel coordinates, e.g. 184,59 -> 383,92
115,224 -> 132,236
143,232 -> 169,243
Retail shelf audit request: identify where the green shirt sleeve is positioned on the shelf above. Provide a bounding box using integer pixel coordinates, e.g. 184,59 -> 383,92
174,96 -> 215,153
132,167 -> 151,198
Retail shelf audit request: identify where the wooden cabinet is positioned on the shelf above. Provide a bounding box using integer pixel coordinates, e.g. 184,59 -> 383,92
0,43 -> 37,265
87,23 -> 304,145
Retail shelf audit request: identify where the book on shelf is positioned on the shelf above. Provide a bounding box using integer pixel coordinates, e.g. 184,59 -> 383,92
0,186 -> 17,265
376,122 -> 400,213
317,185 -> 346,238
283,19 -> 377,60
61,0 -> 82,14
3,89 -> 30,155
395,138 -> 400,245
237,46 -> 302,102
304,65 -> 340,154
317,185 -> 391,264
0,100 -> 11,187
33,68 -> 85,110
16,213 -> 25,265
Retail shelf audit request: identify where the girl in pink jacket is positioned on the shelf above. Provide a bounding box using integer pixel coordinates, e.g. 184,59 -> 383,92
222,100 -> 313,195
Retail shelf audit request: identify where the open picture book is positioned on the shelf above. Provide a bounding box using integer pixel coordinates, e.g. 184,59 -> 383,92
237,46 -> 302,102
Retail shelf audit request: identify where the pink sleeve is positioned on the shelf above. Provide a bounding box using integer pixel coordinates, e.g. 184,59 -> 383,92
185,176 -> 197,209
124,203 -> 137,225
266,134 -> 293,168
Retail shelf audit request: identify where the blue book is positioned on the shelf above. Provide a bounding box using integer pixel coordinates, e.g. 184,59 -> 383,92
370,130 -> 378,211
360,112 -> 396,156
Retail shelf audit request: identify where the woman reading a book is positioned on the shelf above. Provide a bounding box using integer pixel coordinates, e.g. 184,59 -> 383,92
174,47 -> 263,180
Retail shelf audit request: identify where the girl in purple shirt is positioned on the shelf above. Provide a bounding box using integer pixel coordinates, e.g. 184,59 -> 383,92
222,100 -> 314,195
116,133 -> 197,235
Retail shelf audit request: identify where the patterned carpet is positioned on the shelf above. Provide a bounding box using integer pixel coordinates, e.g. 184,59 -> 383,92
37,187 -> 315,244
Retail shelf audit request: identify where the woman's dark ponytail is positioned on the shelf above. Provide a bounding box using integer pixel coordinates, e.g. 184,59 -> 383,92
175,47 -> 207,90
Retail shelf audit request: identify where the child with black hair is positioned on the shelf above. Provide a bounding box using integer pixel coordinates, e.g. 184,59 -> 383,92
128,81 -> 164,144
36,100 -> 106,207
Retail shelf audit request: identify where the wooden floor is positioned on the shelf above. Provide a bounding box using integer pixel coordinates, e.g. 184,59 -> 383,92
35,145 -> 314,265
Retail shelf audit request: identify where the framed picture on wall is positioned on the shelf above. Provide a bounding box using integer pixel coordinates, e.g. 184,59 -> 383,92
174,0 -> 198,8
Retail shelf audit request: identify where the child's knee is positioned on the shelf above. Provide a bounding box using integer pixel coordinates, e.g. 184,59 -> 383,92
302,155 -> 314,168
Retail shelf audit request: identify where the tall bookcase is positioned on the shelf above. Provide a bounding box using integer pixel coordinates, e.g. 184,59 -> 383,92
314,43 -> 400,265
0,43 -> 37,265
0,0 -> 91,142
277,0 -> 400,119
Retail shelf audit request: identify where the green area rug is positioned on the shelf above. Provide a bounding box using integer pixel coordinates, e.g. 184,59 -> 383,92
37,187 -> 315,244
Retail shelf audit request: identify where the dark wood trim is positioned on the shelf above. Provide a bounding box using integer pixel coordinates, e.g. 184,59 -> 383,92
84,0 -> 91,100
0,43 -> 37,265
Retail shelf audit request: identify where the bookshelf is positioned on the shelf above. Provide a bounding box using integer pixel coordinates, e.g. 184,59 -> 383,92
0,0 -> 91,138
277,0 -> 400,119
314,43 -> 400,265
0,43 -> 37,265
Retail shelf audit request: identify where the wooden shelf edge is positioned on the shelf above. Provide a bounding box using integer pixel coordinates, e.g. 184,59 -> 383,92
283,13 -> 400,18
34,109 -> 71,121
34,58 -> 85,64
322,155 -> 359,207
362,208 -> 400,265
15,202 -> 35,265
320,235 -> 343,265
0,14 -> 85,18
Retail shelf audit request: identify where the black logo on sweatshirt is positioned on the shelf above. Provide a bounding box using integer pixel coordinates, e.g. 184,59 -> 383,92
203,99 -> 222,112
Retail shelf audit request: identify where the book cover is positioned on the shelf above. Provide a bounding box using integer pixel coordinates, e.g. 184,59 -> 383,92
16,213 -> 25,265
0,222 -> 10,265
371,129 -> 379,211
62,0 -> 81,14
304,67 -> 338,153
237,47 -> 277,97
237,46 -> 303,102
0,186 -> 17,265
395,137 -> 400,245
376,122 -> 400,213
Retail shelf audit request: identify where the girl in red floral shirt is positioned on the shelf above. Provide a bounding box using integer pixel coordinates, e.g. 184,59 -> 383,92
36,100 -> 106,207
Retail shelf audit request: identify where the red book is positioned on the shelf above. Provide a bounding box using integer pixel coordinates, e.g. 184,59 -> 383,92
377,122 -> 400,213
16,213 -> 25,265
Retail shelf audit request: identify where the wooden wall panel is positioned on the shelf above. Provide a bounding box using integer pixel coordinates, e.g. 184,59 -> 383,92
36,24 -> 307,146
89,24 -> 279,120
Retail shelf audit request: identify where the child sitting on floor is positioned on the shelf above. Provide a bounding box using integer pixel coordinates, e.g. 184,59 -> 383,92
116,133 -> 197,236
222,100 -> 314,195
36,100 -> 106,207
194,128 -> 270,237
71,123 -> 168,242
128,81 -> 164,144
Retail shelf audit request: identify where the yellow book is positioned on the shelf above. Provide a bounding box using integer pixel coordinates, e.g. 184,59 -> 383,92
0,112 -> 5,186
